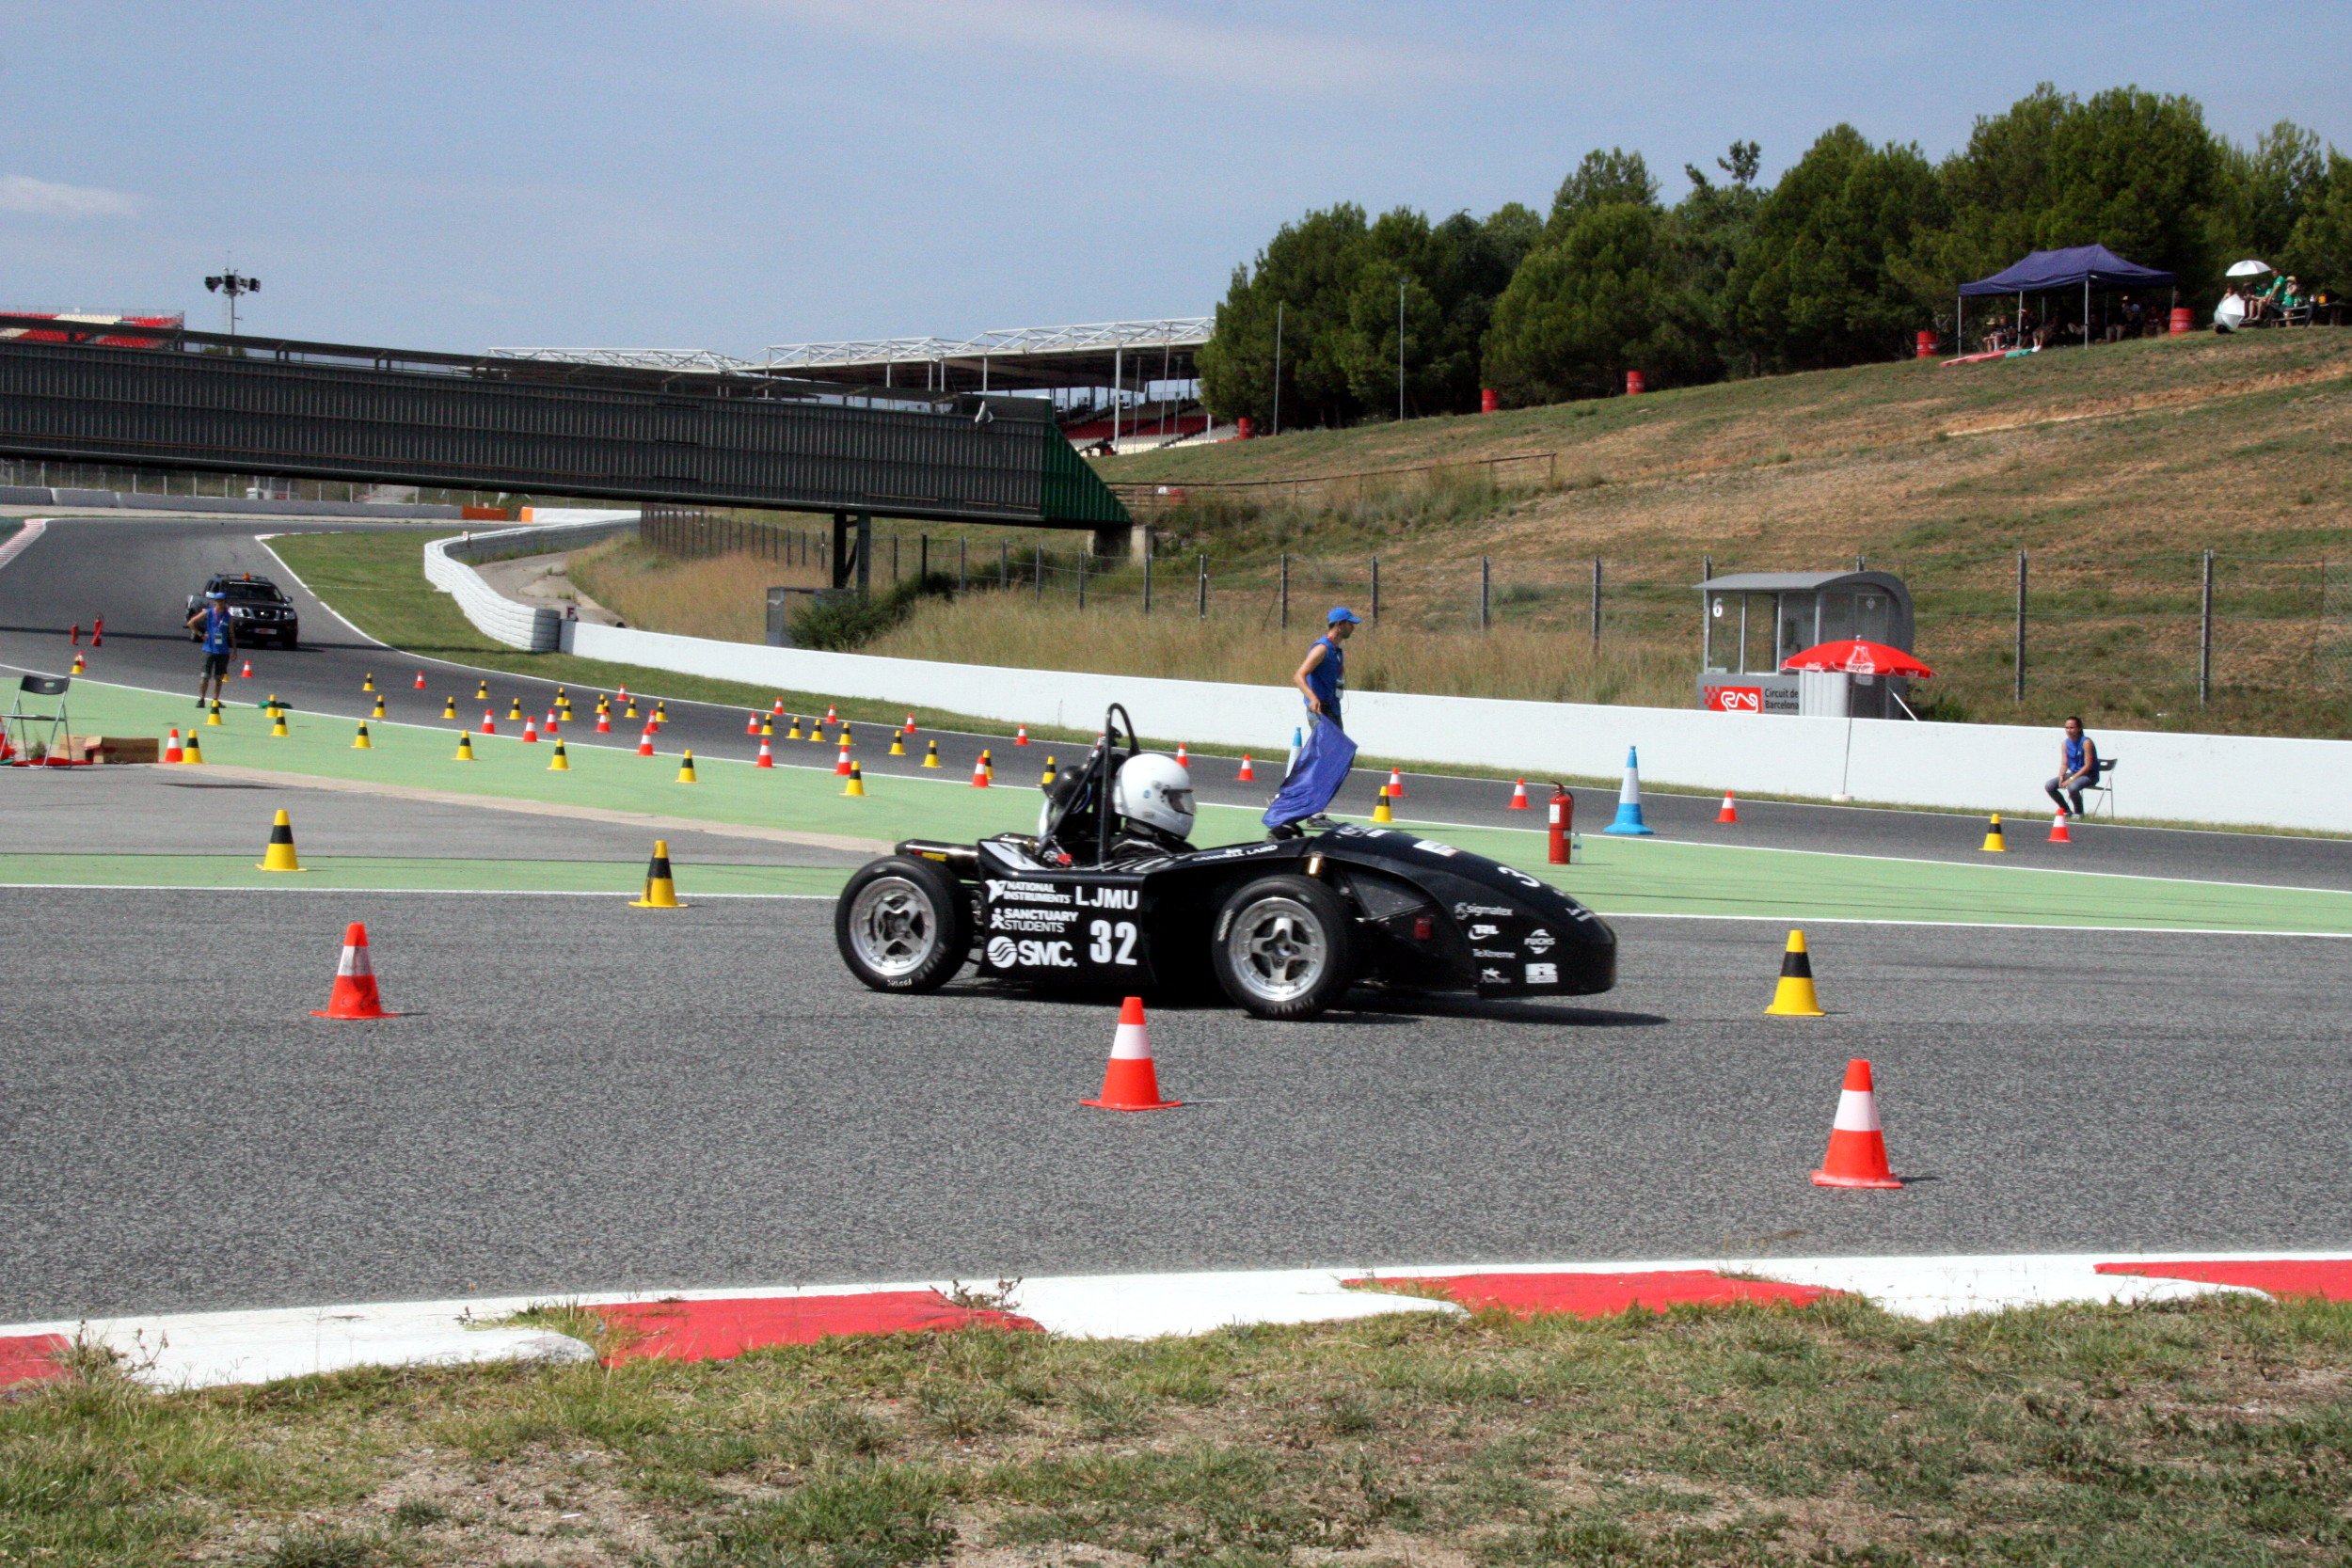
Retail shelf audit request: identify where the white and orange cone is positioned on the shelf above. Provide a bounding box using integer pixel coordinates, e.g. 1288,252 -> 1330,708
163,727 -> 184,765
835,740 -> 853,777
756,738 -> 774,768
970,753 -> 991,788
1237,754 -> 1255,783
2048,810 -> 2073,844
1811,1058 -> 1901,1189
413,671 -> 427,689
1508,778 -> 1530,810
636,730 -> 656,758
1717,791 -> 1740,824
311,922 -> 397,1019
824,704 -> 838,725
1175,742 -> 1188,766
481,709 -> 497,735
746,711 -> 760,736
521,718 -> 538,743
1082,996 -> 1181,1111
1014,724 -> 1030,746
1387,767 -> 1406,800
903,711 -> 916,733
596,710 -> 612,734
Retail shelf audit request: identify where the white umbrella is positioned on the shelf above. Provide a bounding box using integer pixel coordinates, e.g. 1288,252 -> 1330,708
2226,259 -> 2274,277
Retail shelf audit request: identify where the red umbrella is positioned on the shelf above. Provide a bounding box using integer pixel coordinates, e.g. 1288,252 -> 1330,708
1781,639 -> 1934,678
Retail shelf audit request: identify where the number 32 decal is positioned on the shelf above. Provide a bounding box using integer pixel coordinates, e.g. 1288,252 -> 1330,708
1088,919 -> 1139,965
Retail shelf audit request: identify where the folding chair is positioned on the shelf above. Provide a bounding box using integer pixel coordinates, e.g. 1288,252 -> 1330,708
3,673 -> 72,764
2078,757 -> 2118,818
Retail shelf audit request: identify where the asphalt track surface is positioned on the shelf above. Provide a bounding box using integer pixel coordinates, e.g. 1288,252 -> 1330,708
8,514 -> 2351,891
3,886 -> 2346,1322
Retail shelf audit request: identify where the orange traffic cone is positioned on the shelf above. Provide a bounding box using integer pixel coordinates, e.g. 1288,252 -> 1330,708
970,752 -> 991,788
1387,768 -> 1406,800
311,922 -> 397,1019
835,740 -> 853,776
163,727 -> 184,764
413,671 -> 426,689
240,659 -> 253,679
825,705 -> 838,725
756,738 -> 774,768
481,709 -> 497,735
1811,1058 -> 1901,1189
1509,778 -> 1530,810
2048,810 -> 2073,844
1717,791 -> 1740,824
1175,742 -> 1188,766
1082,996 -> 1181,1111
746,711 -> 760,736
521,718 -> 538,743
596,711 -> 611,733
903,712 -> 917,733
1014,724 -> 1030,746
1237,754 -> 1255,783
636,730 -> 655,758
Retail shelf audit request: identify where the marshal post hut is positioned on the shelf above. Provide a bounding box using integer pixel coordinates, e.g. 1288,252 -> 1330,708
1694,570 -> 1916,718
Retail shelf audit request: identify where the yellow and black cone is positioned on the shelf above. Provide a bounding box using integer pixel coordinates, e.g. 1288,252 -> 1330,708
1372,784 -> 1394,824
181,729 -> 205,764
441,696 -> 457,720
889,729 -> 906,756
453,730 -> 475,761
655,703 -> 668,724
1980,814 -> 2008,853
675,749 -> 698,784
760,717 -> 773,737
630,839 -> 685,909
787,716 -> 803,741
352,721 -> 372,751
270,709 -> 290,738
922,739 -> 941,768
257,808 -> 304,873
625,700 -> 639,720
206,699 -> 223,726
475,680 -> 489,701
548,738 -> 570,771
1765,929 -> 1826,1017
371,695 -> 387,720
362,673 -> 375,693
843,760 -> 866,797
507,699 -> 524,721
1041,755 -> 1057,788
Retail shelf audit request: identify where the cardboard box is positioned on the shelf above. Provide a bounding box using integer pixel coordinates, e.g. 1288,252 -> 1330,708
52,735 -> 158,764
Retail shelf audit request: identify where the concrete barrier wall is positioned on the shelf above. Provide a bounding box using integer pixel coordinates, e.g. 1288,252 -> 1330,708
425,513 -> 640,653
0,485 -> 466,518
421,528 -> 2348,832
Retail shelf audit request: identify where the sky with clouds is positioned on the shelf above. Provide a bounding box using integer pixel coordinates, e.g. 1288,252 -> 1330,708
2,1 -> 2344,355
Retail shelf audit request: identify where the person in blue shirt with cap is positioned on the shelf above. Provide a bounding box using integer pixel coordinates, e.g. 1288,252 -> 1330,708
185,590 -> 236,709
1264,607 -> 1363,836
1294,606 -> 1360,730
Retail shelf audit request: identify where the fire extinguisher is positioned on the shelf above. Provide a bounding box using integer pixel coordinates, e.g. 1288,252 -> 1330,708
1548,784 -> 1573,864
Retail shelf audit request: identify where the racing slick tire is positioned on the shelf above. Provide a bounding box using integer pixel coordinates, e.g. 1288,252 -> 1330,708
1210,874 -> 1355,1021
835,855 -> 972,993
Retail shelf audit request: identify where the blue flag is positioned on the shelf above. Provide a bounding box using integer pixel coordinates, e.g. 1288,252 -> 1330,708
1262,718 -> 1358,832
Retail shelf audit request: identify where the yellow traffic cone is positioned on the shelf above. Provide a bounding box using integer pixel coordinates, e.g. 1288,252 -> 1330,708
507,699 -> 523,721
1765,929 -> 1826,1017
922,738 -> 941,768
1372,784 -> 1394,824
843,760 -> 866,797
787,715 -> 803,740
453,730 -> 475,762
626,700 -> 640,720
1980,814 -> 2008,853
352,721 -> 372,750
476,680 -> 489,701
181,729 -> 205,764
675,749 -> 698,784
760,717 -> 773,737
270,709 -> 290,738
889,728 -> 906,756
441,695 -> 457,720
372,695 -> 387,720
630,839 -> 685,908
257,809 -> 304,872
206,699 -> 223,726
548,739 -> 570,771
1041,755 -> 1057,788
362,673 -> 375,693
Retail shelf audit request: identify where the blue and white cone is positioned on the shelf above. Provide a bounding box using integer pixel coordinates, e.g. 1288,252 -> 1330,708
1603,745 -> 1656,835
1284,725 -> 1303,777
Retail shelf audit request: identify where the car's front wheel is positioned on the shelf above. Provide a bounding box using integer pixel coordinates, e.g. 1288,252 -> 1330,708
1210,874 -> 1355,1020
835,856 -> 971,993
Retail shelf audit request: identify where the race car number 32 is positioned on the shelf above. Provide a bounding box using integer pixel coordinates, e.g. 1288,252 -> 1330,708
1089,919 -> 1139,965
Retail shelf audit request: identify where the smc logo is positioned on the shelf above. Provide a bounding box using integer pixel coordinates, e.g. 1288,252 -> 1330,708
987,936 -> 1074,968
1703,686 -> 1763,713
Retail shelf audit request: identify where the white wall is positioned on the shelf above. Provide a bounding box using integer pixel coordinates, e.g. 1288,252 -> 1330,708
424,514 -> 641,652
426,522 -> 2352,833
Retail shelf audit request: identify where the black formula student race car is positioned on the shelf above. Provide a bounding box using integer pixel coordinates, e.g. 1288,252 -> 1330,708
834,705 -> 1615,1020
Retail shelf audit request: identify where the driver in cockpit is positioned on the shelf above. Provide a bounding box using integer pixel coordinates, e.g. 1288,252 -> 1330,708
1041,750 -> 1198,864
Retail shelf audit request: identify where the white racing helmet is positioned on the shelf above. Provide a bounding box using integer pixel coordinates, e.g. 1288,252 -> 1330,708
1112,752 -> 1197,840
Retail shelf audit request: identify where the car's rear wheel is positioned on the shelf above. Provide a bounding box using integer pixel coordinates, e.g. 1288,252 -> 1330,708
835,856 -> 970,993
1210,874 -> 1355,1020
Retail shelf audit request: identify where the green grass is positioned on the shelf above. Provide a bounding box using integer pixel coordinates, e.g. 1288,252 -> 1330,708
56,679 -> 2352,932
11,1295 -> 2352,1566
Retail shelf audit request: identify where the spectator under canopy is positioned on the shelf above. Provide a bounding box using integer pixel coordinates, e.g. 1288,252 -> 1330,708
1956,245 -> 2178,356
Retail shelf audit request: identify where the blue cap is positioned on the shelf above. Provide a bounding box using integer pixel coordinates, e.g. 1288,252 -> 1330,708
205,590 -> 226,599
1327,606 -> 1362,625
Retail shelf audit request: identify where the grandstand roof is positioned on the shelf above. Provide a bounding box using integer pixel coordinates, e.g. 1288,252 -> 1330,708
491,317 -> 1212,396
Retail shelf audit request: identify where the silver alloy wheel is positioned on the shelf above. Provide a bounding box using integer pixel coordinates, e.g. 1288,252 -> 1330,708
1225,895 -> 1328,1003
847,875 -> 940,978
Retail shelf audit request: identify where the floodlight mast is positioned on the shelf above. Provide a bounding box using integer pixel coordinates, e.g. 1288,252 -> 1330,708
203,261 -> 260,335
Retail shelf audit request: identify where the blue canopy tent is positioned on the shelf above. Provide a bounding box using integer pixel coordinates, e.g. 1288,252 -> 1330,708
1957,245 -> 2177,353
